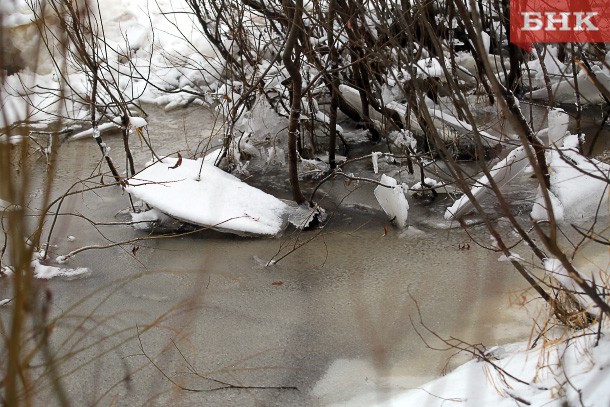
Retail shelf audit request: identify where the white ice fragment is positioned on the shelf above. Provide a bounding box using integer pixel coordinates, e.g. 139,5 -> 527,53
445,146 -> 530,220
125,157 -> 289,236
529,69 -> 610,105
371,152 -> 382,174
267,146 -> 286,166
288,203 -> 326,229
130,208 -> 168,230
389,129 -> 417,150
69,122 -> 117,140
0,299 -> 11,306
498,253 -> 524,262
545,140 -> 609,220
415,57 -> 443,78
530,186 -> 565,222
32,258 -> 90,280
562,133 -> 583,150
547,108 -> 569,146
55,255 -> 67,264
67,235 -> 76,242
374,174 -> 409,228
411,178 -> 440,192
100,142 -> 110,157
238,134 -> 260,158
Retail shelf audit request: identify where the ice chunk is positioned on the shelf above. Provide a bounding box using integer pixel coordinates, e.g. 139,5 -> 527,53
546,141 -> 609,221
547,108 -> 569,146
371,152 -> 382,174
374,174 -> 409,228
125,157 -> 289,236
445,146 -> 530,220
530,186 -> 564,222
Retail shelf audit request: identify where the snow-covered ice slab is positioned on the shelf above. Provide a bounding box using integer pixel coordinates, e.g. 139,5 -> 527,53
445,146 -> 530,220
529,69 -> 610,105
545,136 -> 610,221
126,157 -> 289,237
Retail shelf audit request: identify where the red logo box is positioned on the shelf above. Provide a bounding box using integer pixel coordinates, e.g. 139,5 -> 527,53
510,0 -> 610,51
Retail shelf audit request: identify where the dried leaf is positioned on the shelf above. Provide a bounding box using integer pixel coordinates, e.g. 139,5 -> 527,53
271,281 -> 283,286
100,174 -> 104,185
132,246 -> 140,256
136,127 -> 144,146
169,152 -> 182,170
382,225 -> 388,237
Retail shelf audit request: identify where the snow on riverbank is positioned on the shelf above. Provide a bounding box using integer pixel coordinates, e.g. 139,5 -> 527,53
1,0 -> 216,127
369,329 -> 610,407
125,156 -> 289,236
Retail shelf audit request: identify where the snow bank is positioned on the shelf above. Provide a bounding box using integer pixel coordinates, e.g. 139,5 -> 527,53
1,0 -> 218,128
125,157 -> 289,236
372,332 -> 610,407
543,136 -> 610,221
544,259 -> 600,314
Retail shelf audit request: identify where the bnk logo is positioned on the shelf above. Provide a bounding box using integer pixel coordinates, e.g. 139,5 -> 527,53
510,0 -> 610,51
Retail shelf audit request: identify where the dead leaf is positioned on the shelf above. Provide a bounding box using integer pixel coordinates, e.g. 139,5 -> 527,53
135,127 -> 144,146
132,246 -> 139,256
271,281 -> 283,286
100,174 -> 104,185
169,152 -> 182,169
382,225 -> 388,237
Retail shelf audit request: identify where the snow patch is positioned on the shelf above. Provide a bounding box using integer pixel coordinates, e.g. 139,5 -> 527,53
32,259 -> 91,280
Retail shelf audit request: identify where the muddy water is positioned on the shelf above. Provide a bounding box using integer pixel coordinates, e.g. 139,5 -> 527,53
2,105 -> 562,406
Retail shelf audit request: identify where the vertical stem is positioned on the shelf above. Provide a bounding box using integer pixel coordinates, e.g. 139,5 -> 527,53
327,0 -> 338,170
282,0 -> 306,205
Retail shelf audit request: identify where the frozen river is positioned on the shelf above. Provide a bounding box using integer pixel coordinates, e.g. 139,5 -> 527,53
2,103 -> 604,406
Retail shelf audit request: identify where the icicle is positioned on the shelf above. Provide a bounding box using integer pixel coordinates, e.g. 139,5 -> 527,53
371,152 -> 382,174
